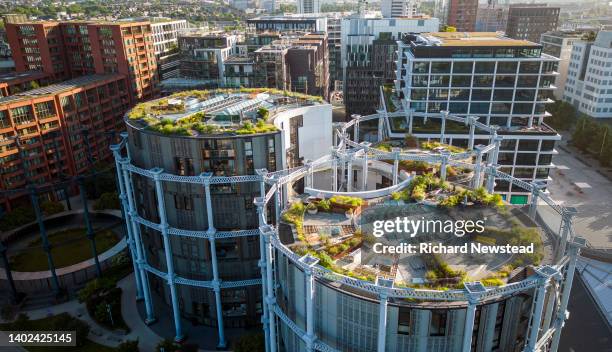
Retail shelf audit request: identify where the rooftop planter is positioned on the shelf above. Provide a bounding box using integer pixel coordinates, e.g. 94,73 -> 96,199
127,88 -> 324,137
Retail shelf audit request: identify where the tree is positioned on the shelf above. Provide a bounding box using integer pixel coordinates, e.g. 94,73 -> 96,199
234,333 -> 265,352
545,100 -> 577,131
117,340 -> 139,352
582,31 -> 597,42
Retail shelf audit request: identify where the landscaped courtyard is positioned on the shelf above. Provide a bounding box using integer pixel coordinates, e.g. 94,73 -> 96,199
10,228 -> 120,272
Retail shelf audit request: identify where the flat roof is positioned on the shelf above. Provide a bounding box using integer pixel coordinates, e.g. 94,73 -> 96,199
424,32 -> 538,47
0,74 -> 124,105
0,71 -> 47,84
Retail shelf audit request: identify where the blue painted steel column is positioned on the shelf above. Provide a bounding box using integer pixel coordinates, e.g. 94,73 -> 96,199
526,278 -> 548,351
528,183 -> 543,220
78,177 -> 102,278
152,169 -> 184,342
346,158 -> 353,191
111,145 -> 143,300
255,171 -> 271,352
120,158 -> 156,324
440,151 -> 450,182
376,293 -> 388,352
263,227 -> 277,352
550,239 -> 582,351
472,147 -> 484,189
468,116 -> 478,150
462,301 -> 477,351
29,185 -> 60,293
201,172 -> 226,349
392,148 -> 400,185
440,110 -> 448,143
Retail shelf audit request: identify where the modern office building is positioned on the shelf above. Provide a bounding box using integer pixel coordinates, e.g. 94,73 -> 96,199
506,4 -> 560,43
562,31 -> 612,119
297,0 -> 321,14
115,89 -> 332,345
541,30 -> 586,99
475,2 -> 508,32
446,0 -> 478,32
285,33 -> 329,100
5,20 -> 159,101
381,0 -> 419,18
149,19 -> 189,80
0,71 -> 50,97
326,14 -> 343,92
247,15 -> 328,34
341,15 -> 439,116
224,32 -> 329,100
396,32 -> 560,202
0,74 -> 130,212
177,31 -> 238,84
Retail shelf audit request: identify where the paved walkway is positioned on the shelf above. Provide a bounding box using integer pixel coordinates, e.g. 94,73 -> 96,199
542,137 -> 612,249
118,274 -> 164,351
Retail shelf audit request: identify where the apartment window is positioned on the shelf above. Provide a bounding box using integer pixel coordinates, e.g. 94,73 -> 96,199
519,61 -> 541,74
412,62 -> 429,74
495,75 -> 515,87
497,62 -> 517,74
34,101 -> 56,119
452,62 -> 473,74
397,308 -> 411,335
451,76 -> 471,87
0,111 -> 10,128
10,106 -> 33,125
473,76 -> 493,87
429,311 -> 447,336
431,62 -> 451,73
475,62 -> 495,73
174,194 -> 194,211
175,157 -> 194,176
470,103 -> 490,114
471,89 -> 492,100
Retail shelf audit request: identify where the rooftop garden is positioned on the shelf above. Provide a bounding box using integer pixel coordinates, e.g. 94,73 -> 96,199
127,88 -> 324,136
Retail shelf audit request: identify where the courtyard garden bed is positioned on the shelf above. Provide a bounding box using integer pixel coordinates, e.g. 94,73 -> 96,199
10,228 -> 120,272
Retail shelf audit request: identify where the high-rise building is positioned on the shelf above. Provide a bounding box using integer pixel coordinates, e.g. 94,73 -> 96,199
446,0 -> 478,32
5,21 -> 159,101
341,16 -> 439,117
563,31 -> 612,119
540,30 -> 586,99
0,71 -> 50,97
297,0 -> 321,14
149,19 -> 189,80
285,33 -> 329,100
224,32 -> 329,100
326,14 -> 343,91
247,15 -> 328,34
475,2 -> 508,32
177,31 -> 238,84
396,32 -> 560,202
381,0 -> 419,18
0,74 -> 130,211
506,4 -> 560,43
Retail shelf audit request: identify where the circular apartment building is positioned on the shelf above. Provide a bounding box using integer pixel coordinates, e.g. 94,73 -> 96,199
113,91 -> 581,352
113,89 -> 332,346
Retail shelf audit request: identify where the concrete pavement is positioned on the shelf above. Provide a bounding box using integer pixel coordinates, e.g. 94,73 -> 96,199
544,139 -> 612,249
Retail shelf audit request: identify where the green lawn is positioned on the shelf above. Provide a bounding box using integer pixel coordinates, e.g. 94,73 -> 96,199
10,228 -> 120,272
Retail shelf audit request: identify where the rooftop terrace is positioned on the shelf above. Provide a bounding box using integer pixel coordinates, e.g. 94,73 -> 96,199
126,88 -> 324,137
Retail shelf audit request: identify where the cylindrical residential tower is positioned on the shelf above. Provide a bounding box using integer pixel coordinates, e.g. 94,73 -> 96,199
113,89 -> 332,347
